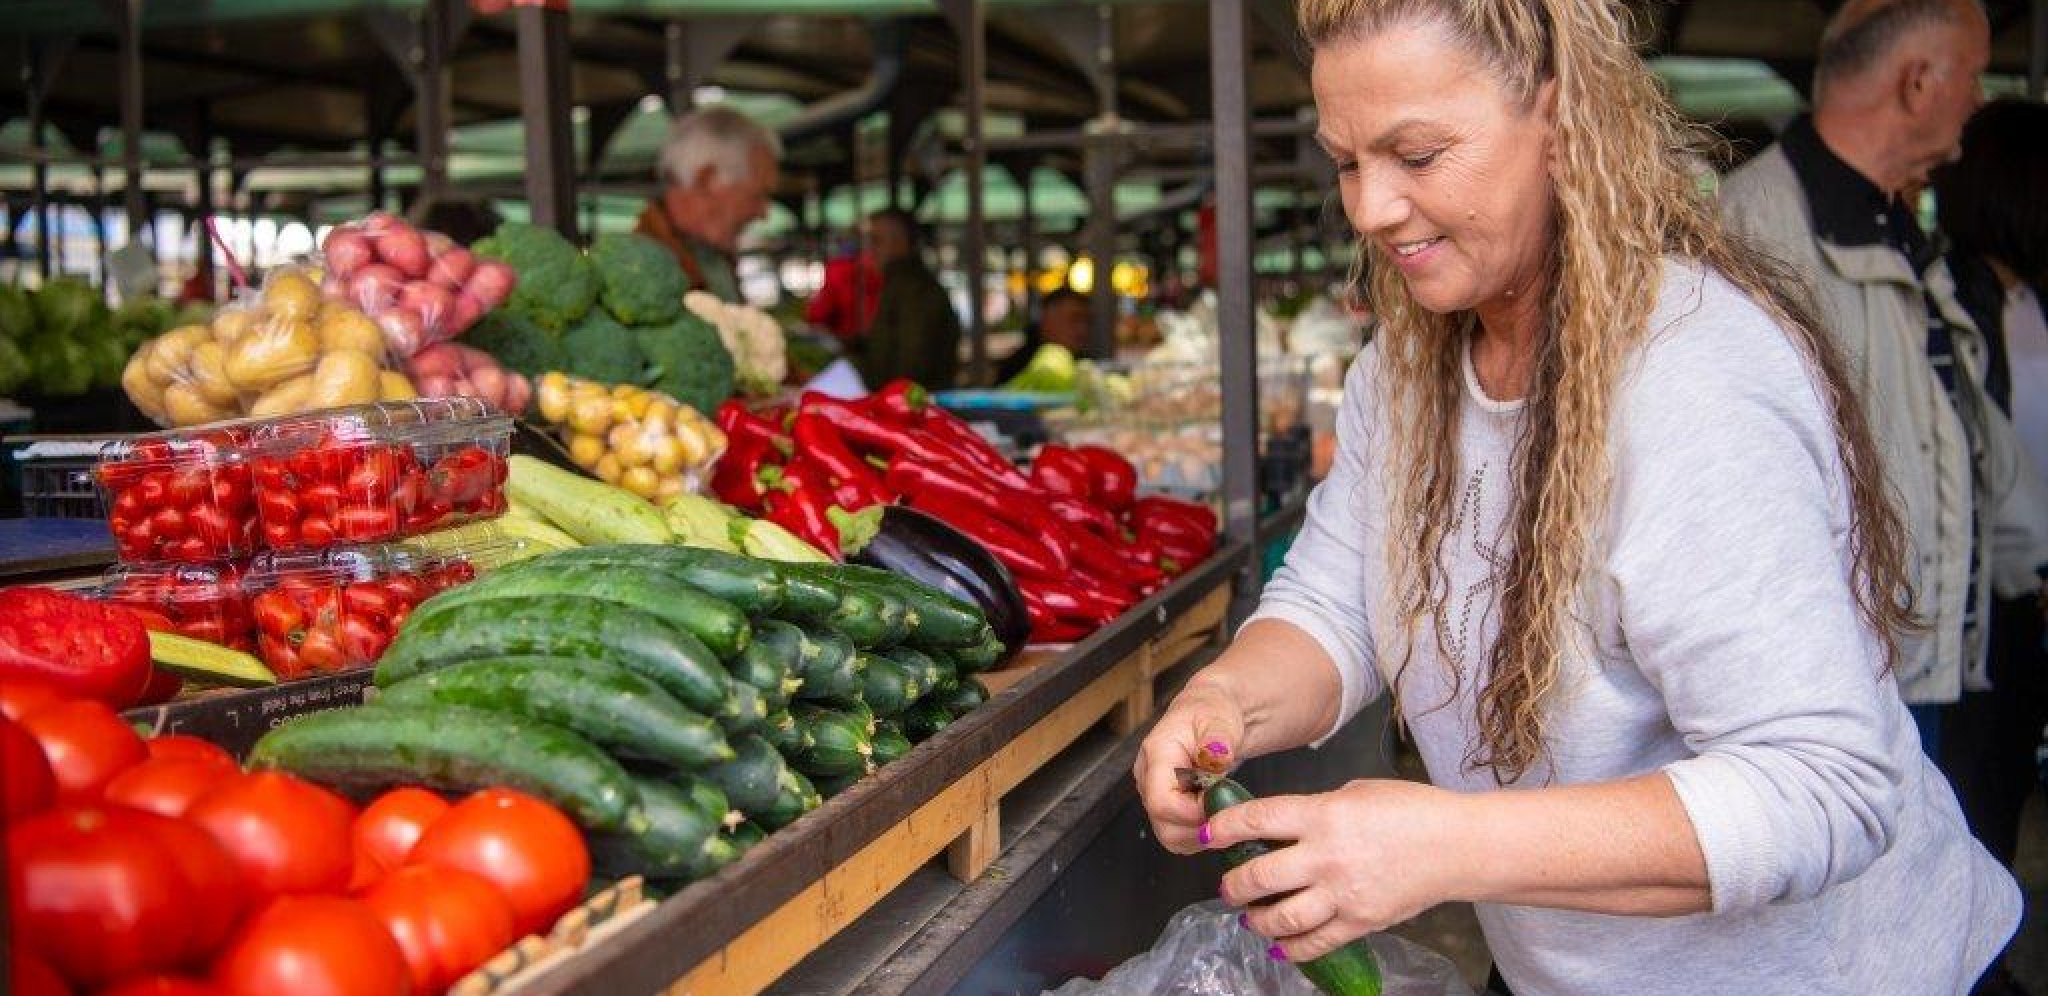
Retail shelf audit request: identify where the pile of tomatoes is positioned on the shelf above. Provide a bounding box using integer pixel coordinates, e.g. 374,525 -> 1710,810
103,564 -> 257,654
2,677 -> 590,996
98,435 -> 262,564
248,560 -> 473,679
249,438 -> 508,550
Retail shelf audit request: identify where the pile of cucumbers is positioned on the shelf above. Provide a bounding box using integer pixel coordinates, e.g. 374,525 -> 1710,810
247,544 -> 1000,887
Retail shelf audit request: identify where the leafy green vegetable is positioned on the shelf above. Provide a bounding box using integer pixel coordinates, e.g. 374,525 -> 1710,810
560,310 -> 646,386
33,278 -> 105,340
0,285 -> 34,341
465,309 -> 566,379
0,335 -> 28,394
84,334 -> 129,390
589,234 -> 685,327
474,222 -> 597,332
26,335 -> 93,396
634,312 -> 733,415
110,298 -> 174,348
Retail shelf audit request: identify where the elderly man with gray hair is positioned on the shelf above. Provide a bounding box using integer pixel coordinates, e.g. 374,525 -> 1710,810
634,105 -> 783,302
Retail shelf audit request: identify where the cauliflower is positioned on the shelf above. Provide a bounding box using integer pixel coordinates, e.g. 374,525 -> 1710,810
683,290 -> 786,397
634,311 -> 734,416
473,223 -> 596,331
589,233 -> 685,327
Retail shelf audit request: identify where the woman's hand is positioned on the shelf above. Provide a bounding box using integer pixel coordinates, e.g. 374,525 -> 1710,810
1206,778 -> 1468,961
1133,680 -> 1248,854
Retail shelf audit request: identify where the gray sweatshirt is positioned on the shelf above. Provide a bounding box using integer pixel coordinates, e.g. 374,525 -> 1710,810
1249,260 -> 2018,996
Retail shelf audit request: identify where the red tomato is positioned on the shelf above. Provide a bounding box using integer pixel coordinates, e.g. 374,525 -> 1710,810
354,787 -> 449,874
427,449 -> 495,508
365,864 -> 516,995
145,734 -> 237,769
8,947 -> 69,996
343,450 -> 401,501
6,806 -> 195,985
337,615 -> 390,667
407,789 -> 588,937
128,808 -> 248,960
133,667 -> 185,707
185,505 -> 240,553
340,584 -> 397,620
186,773 -> 356,901
211,896 -> 412,996
0,678 -> 65,722
380,575 -> 427,607
259,522 -> 297,549
165,471 -> 210,507
151,507 -> 189,542
0,588 -> 154,707
249,592 -> 305,640
297,629 -> 346,674
299,516 -> 338,547
105,758 -> 239,819
22,700 -> 148,802
1,715 -> 55,821
101,976 -> 223,996
254,635 -> 305,680
335,505 -> 400,543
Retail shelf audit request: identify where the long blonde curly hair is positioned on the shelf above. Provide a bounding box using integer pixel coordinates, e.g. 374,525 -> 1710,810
1299,0 -> 1917,783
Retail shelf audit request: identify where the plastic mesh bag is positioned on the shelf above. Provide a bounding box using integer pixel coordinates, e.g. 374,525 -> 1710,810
1040,902 -> 1474,996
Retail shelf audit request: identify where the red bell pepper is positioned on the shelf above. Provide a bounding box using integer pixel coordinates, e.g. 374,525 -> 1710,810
1132,495 -> 1218,535
711,433 -> 779,511
908,490 -> 1067,579
1137,513 -> 1214,551
799,392 -> 969,467
865,379 -> 930,425
791,413 -> 890,509
884,457 -> 1064,539
920,407 -> 1033,490
1029,445 -> 1095,503
0,588 -> 154,708
1061,528 -> 1166,591
1072,446 -> 1138,513
718,400 -> 794,456
762,460 -> 844,560
1046,496 -> 1121,539
1019,580 -> 1123,625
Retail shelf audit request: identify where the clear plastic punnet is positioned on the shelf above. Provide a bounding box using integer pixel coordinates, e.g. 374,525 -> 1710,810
245,398 -> 514,550
94,423 -> 263,563
100,561 -> 256,653
243,541 -> 484,679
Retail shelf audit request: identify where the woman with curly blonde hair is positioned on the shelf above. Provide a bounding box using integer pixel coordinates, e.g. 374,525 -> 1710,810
1133,0 -> 2019,992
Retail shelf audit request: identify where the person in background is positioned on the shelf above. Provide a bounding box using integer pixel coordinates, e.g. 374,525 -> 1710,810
1719,0 -> 2048,759
411,197 -> 504,247
1931,95 -> 2048,996
806,234 -> 882,344
636,106 -> 782,303
993,287 -> 1091,384
853,208 -> 960,390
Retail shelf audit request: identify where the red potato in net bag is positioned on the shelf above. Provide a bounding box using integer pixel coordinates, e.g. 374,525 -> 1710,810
502,372 -> 532,414
446,292 -> 484,337
407,341 -> 464,380
466,364 -> 506,406
399,283 -> 455,333
374,227 -> 430,279
464,261 -> 516,312
321,229 -> 374,278
377,308 -> 425,358
360,211 -> 400,234
428,248 -> 475,289
424,232 -> 455,257
348,264 -> 405,312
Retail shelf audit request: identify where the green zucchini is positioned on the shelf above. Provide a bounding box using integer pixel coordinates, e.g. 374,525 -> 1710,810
901,701 -> 953,743
819,564 -> 989,648
703,734 -> 788,819
375,658 -> 732,770
930,676 -> 990,715
949,629 -> 1004,674
769,568 -> 840,621
760,766 -> 822,830
810,772 -> 862,799
715,679 -> 769,734
678,773 -> 740,832
871,721 -> 912,766
685,833 -> 746,880
858,652 -> 921,718
249,704 -> 642,833
791,624 -> 865,707
411,563 -> 752,660
588,775 -> 722,882
883,645 -> 949,698
731,619 -> 805,711
763,709 -> 810,756
376,596 -> 732,717
729,821 -> 766,852
771,563 -> 909,648
788,704 -> 875,778
521,544 -> 784,615
1202,776 -> 1383,996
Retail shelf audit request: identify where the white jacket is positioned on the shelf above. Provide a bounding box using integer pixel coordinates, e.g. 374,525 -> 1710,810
1720,130 -> 2048,703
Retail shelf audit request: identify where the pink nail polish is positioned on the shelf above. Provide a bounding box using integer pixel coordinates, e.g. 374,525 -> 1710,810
1267,944 -> 1288,962
1197,823 -> 1212,847
1204,740 -> 1230,757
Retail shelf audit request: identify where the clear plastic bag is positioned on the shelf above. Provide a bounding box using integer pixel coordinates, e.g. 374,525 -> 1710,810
530,372 -> 726,503
404,340 -> 532,415
1040,902 -> 1475,996
319,212 -> 515,356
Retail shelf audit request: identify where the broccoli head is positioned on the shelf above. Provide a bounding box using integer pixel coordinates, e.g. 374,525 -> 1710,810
0,285 -> 35,341
559,310 -> 646,386
634,312 -> 734,416
473,222 -> 597,332
588,233 -> 685,327
465,309 -> 566,379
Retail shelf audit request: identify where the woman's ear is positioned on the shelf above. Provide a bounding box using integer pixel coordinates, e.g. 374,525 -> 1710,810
1538,79 -> 1561,171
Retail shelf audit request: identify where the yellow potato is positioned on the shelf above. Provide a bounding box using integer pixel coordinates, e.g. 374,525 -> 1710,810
224,318 -> 320,391
248,374 -> 315,417
304,350 -> 383,409
643,398 -> 679,428
654,475 -> 685,503
163,383 -> 238,426
536,374 -> 573,423
208,309 -> 259,344
701,424 -> 727,458
379,371 -> 417,402
611,394 -> 650,423
610,383 -> 639,401
568,396 -> 613,436
649,435 -> 685,475
619,465 -> 661,500
607,424 -> 652,467
186,341 -> 241,407
263,270 -> 322,320
122,346 -> 167,422
675,424 -> 707,466
316,307 -> 385,357
593,453 -> 623,485
567,432 -> 606,468
144,332 -> 195,386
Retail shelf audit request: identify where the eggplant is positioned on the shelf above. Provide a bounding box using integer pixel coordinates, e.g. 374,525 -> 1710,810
847,506 -> 1029,658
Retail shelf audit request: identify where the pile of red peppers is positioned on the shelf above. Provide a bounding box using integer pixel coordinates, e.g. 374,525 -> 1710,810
712,380 -> 1219,643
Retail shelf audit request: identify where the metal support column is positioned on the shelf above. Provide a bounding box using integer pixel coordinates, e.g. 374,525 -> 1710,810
517,3 -> 578,239
111,0 -> 146,242
2031,0 -> 2046,99
1083,136 -> 1117,358
1211,0 -> 1263,618
23,40 -> 73,279
939,0 -> 989,386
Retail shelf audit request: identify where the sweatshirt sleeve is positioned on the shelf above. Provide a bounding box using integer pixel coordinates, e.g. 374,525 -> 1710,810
1243,353 -> 1386,746
1608,286 -> 1906,913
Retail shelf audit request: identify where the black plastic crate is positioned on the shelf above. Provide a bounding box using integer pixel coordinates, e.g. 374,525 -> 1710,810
12,440 -> 109,519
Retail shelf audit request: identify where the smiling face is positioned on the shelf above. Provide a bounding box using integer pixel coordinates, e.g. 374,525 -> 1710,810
1313,19 -> 1558,323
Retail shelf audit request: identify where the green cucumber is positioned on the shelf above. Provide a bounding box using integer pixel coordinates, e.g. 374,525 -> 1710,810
810,772 -> 862,798
729,821 -> 766,852
685,833 -> 747,880
375,658 -> 732,770
763,709 -> 810,756
760,766 -> 822,829
520,544 -> 784,615
820,564 -> 988,648
411,563 -> 752,660
376,596 -> 732,717
949,629 -> 1003,673
771,563 -> 909,648
883,645 -> 949,698
858,652 -> 920,718
789,704 -> 875,778
791,624 -> 865,707
703,734 -> 787,819
588,776 -> 723,882
147,631 -> 277,687
902,701 -> 953,743
1201,777 -> 1384,996
770,569 -> 840,621
731,619 -> 805,711
716,679 -> 769,734
249,704 -> 642,833
930,676 -> 990,715
871,721 -> 911,766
